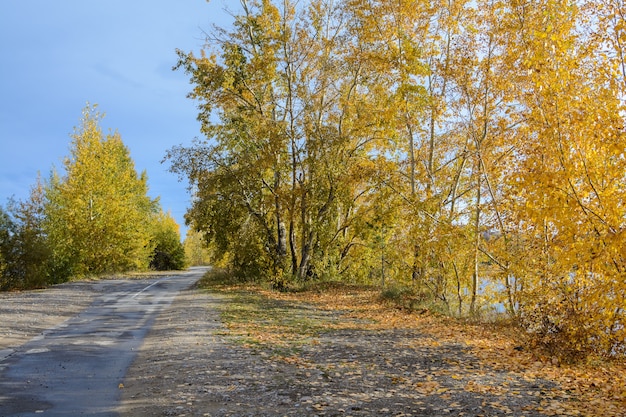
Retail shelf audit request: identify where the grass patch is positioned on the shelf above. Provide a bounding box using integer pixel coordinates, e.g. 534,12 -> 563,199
199,269 -> 345,354
197,268 -> 243,288
219,290 -> 336,353
284,278 -> 375,294
379,284 -> 431,313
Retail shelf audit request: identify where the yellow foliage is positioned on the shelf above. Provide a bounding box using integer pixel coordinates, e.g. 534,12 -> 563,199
175,0 -> 626,358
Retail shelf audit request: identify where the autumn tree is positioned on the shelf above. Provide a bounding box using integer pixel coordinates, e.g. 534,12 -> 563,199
0,178 -> 52,289
169,0 -> 290,281
183,229 -> 211,266
0,205 -> 14,288
475,0 -> 626,357
341,0 -> 428,287
169,0 -> 393,284
175,0 -> 626,358
149,209 -> 186,271
45,105 -> 157,279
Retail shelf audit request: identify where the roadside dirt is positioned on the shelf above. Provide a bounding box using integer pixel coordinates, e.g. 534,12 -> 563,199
0,272 -> 174,355
2,278 -> 623,416
118,287 -> 592,417
0,282 -> 100,355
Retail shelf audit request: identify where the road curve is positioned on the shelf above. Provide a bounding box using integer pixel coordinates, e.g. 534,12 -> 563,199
0,267 -> 208,417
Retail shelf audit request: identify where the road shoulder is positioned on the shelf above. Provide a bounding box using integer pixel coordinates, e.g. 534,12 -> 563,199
0,282 -> 99,354
118,286 -> 571,417
118,287 -> 229,416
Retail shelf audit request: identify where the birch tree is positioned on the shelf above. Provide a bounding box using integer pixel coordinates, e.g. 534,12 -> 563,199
45,105 -> 156,278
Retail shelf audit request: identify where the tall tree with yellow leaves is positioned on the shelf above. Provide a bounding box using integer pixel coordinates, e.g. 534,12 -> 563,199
45,105 -> 157,278
173,0 -> 626,358
170,0 -> 401,284
498,0 -> 626,356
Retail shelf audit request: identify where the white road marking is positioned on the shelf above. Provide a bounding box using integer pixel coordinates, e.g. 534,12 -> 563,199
131,277 -> 170,299
25,348 -> 49,354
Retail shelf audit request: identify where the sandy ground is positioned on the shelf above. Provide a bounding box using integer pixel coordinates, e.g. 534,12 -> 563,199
0,281 -> 100,357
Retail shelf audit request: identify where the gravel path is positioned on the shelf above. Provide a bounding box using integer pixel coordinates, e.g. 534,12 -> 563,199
118,289 -> 560,417
0,282 -> 101,359
0,278 -> 591,416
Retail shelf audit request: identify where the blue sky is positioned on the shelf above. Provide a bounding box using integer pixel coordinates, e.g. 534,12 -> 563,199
0,0 -> 232,237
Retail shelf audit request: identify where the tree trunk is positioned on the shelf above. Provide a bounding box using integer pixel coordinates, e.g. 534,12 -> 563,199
469,160 -> 481,316
274,168 -> 287,271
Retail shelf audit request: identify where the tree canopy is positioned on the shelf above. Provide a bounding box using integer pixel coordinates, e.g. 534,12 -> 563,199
45,106 -> 158,278
169,0 -> 626,360
1,105 -> 185,289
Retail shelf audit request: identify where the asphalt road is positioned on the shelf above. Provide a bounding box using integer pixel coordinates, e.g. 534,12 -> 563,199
0,267 -> 208,417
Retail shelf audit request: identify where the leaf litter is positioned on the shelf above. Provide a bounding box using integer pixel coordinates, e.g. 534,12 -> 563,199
120,280 -> 626,416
